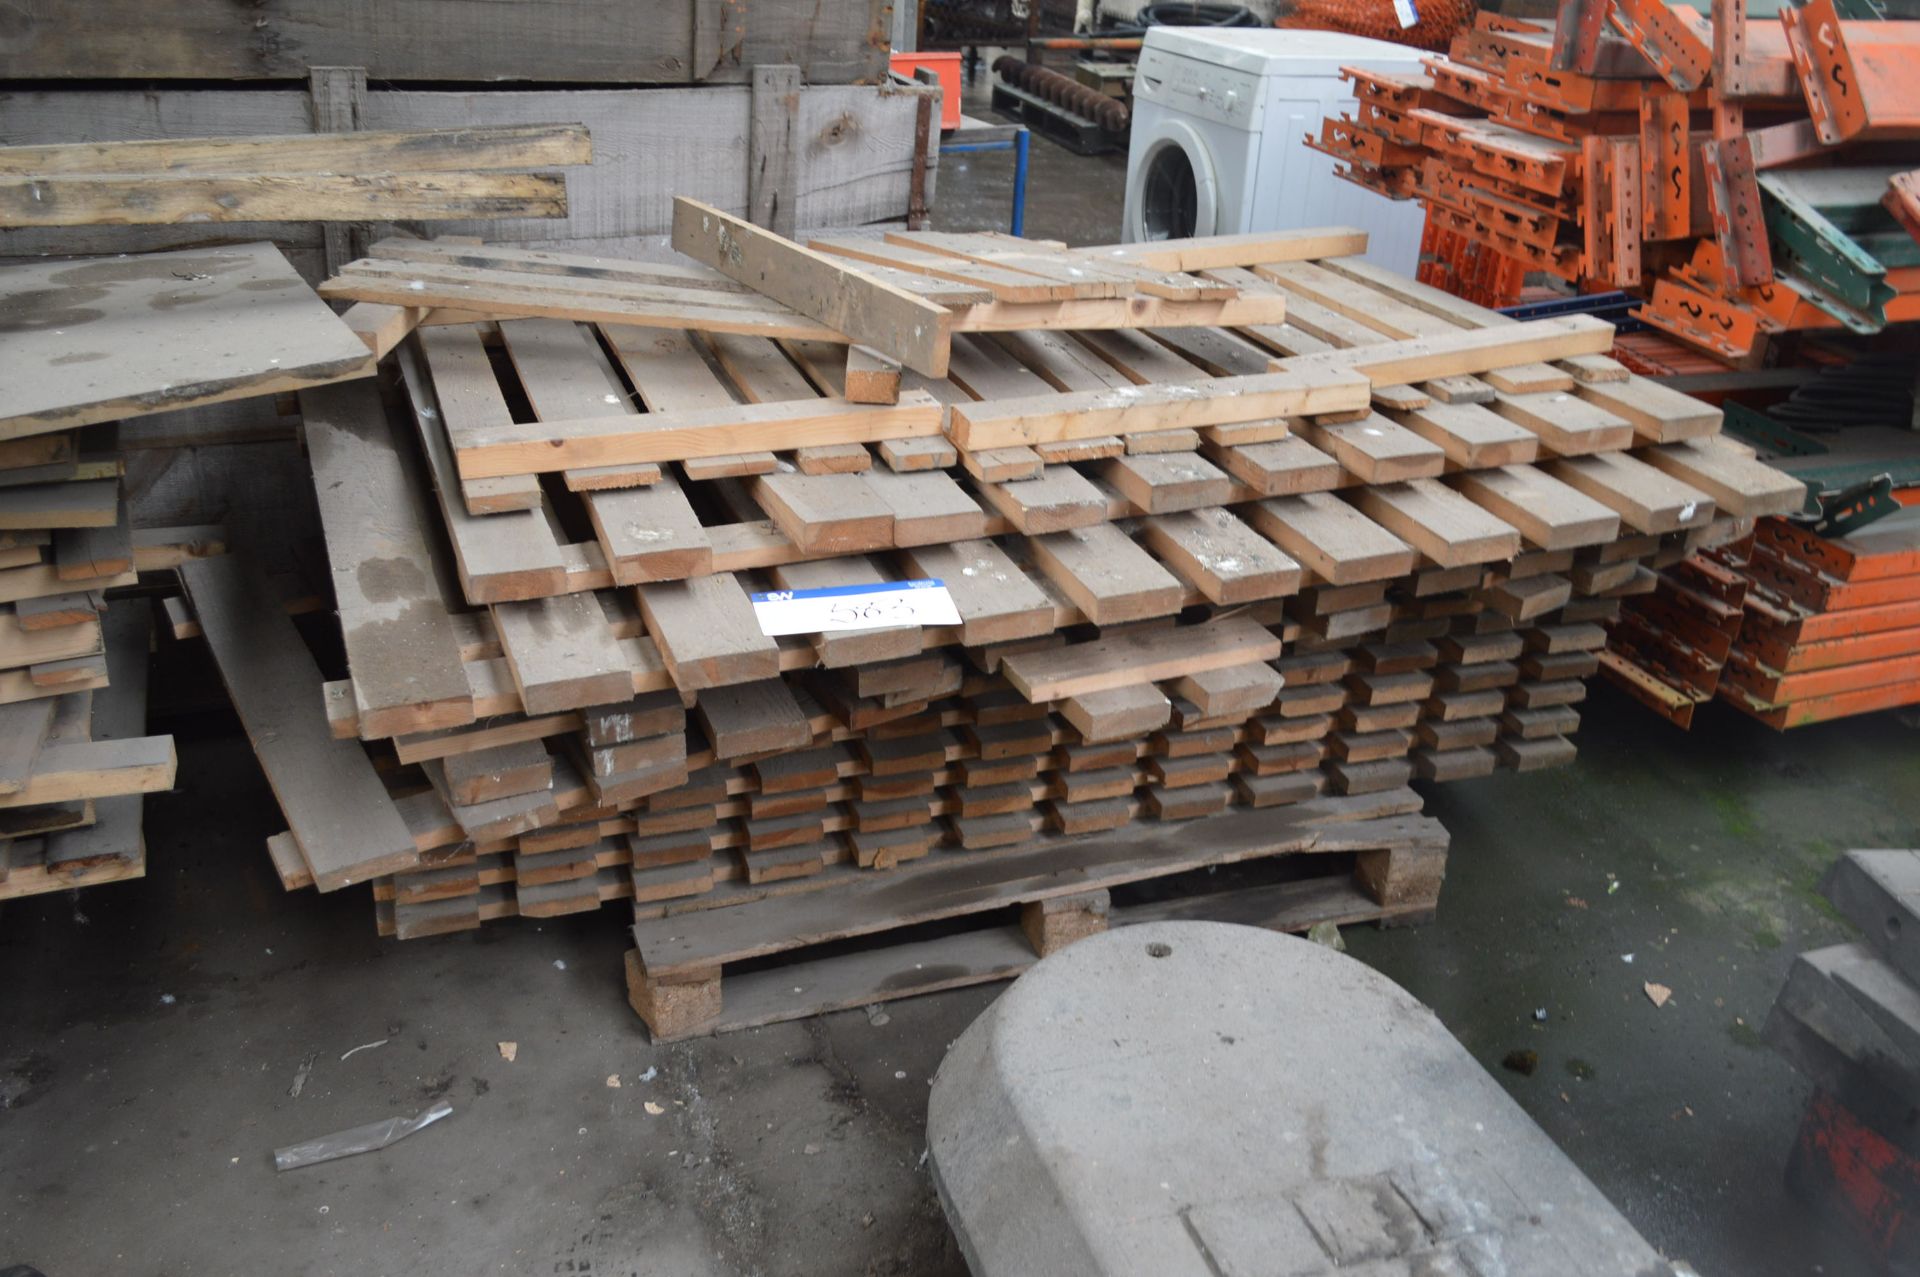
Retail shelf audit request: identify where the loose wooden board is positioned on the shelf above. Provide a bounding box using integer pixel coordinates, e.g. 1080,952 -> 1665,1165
0,123 -> 591,176
673,198 -> 951,377
452,392 -> 945,479
1,242 -> 372,438
180,553 -> 418,891
0,172 -> 569,228
948,368 -> 1371,450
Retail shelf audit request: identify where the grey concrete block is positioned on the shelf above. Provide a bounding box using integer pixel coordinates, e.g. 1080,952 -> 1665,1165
928,921 -> 1677,1277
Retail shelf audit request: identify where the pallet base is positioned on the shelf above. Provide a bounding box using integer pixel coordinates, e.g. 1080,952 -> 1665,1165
626,789 -> 1448,1041
990,81 -> 1126,155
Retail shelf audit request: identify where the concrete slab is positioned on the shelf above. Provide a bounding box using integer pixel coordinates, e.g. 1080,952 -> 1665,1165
929,921 -> 1676,1276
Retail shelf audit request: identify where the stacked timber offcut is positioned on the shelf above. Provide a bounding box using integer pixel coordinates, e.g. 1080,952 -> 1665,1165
1308,1 -> 1920,364
0,246 -> 368,894
178,205 -> 1801,1039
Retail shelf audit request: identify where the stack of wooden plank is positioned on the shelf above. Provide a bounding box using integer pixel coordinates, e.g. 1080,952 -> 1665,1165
1768,850 -> 1920,1269
1307,1 -> 1920,364
172,213 -> 1803,1037
1605,507 -> 1920,728
0,236 -> 394,900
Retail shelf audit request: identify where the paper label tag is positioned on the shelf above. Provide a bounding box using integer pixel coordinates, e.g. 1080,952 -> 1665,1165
750,579 -> 961,637
1392,0 -> 1419,27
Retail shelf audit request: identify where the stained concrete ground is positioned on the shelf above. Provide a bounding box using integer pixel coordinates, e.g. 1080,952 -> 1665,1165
4,82 -> 1919,1276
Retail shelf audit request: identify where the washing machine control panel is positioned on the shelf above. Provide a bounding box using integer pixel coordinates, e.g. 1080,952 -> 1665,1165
1133,47 -> 1266,131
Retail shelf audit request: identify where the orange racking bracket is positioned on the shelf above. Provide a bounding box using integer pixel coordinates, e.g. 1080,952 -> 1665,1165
1607,0 -> 1713,91
1639,90 -> 1690,240
1887,170 -> 1920,248
1781,0 -> 1920,143
1700,136 -> 1774,289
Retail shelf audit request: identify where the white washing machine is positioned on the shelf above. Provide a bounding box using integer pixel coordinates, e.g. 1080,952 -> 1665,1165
1122,27 -> 1429,274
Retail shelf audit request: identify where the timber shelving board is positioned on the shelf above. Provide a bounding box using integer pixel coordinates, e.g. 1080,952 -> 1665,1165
2,242 -> 373,437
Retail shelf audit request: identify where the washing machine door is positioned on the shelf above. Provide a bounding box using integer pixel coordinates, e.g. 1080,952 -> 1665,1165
1124,118 -> 1219,243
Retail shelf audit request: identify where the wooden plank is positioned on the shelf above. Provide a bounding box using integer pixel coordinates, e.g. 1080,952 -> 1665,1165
878,436 -> 956,472
498,319 -> 719,584
0,7 -> 890,83
860,466 -> 991,546
1349,480 -> 1523,568
633,804 -> 1434,977
1573,375 -> 1721,443
301,379 -> 474,738
1450,465 -> 1622,551
0,698 -> 55,796
0,171 -> 569,227
0,480 -> 118,531
768,557 -> 920,669
899,540 -> 1055,646
401,332 -> 568,602
603,324 -> 777,478
1488,391 -> 1636,456
1001,616 -> 1282,703
1029,522 -> 1185,625
1481,364 -> 1573,394
41,606 -> 153,874
1546,453 -> 1716,534
974,466 -> 1108,534
698,680 -> 811,759
499,317 -> 661,491
637,574 -> 780,691
947,368 -> 1372,450
987,330 -> 1132,392
1202,437 -> 1343,497
750,471 -> 894,555
0,125 -> 572,178
1083,227 -> 1371,272
814,236 -> 1091,302
0,561 -> 134,606
672,198 -> 951,376
1139,507 -> 1303,605
180,554 -> 416,890
1099,453 -> 1233,514
452,392 -> 944,479
1247,492 -> 1417,585
1274,316 -> 1616,388
52,512 -> 133,582
1256,260 -> 1457,340
0,242 -> 371,438
1639,438 -> 1804,517
493,593 -> 632,714
1384,400 -> 1539,469
842,347 -> 901,405
1296,413 -> 1445,484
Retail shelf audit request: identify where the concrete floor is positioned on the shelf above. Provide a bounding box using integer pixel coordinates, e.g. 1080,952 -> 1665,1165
5,91 -> 1919,1276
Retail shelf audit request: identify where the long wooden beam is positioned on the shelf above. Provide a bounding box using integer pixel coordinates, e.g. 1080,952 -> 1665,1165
672,197 -> 953,377
0,123 -> 592,176
1272,316 -> 1617,386
1079,227 -> 1371,273
946,368 -> 1370,450
0,172 -> 570,228
452,392 -> 947,480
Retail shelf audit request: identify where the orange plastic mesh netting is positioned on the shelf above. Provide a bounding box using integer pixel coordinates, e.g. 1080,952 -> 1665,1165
1273,0 -> 1475,52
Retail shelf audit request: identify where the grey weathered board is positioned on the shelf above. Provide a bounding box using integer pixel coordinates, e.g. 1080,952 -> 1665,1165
0,85 -> 931,267
1,242 -> 371,436
180,553 -> 417,891
0,0 -> 891,84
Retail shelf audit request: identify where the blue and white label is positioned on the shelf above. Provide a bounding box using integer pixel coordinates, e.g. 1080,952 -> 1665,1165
750,578 -> 961,637
1393,0 -> 1418,27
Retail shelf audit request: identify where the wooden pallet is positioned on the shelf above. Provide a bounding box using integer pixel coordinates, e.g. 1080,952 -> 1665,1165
623,790 -> 1447,1040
